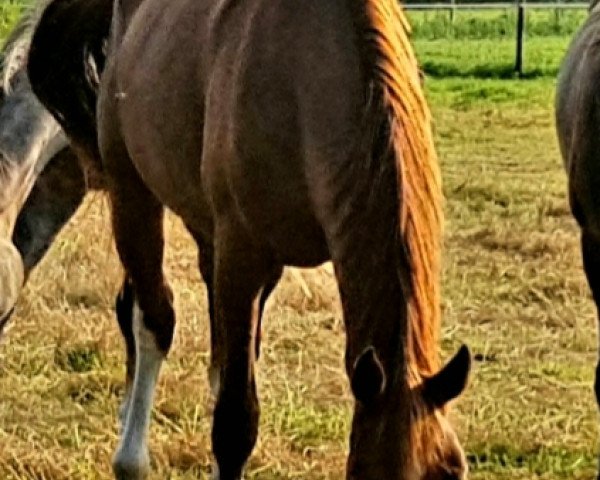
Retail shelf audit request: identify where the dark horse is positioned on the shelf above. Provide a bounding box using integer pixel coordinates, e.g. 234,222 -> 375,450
556,2 -> 600,478
29,0 -> 471,478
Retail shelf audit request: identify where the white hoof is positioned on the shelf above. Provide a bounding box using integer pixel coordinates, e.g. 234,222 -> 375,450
112,446 -> 150,480
211,461 -> 244,480
211,462 -> 220,480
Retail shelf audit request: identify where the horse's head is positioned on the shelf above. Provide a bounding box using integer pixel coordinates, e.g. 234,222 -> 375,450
347,345 -> 471,480
0,50 -> 67,328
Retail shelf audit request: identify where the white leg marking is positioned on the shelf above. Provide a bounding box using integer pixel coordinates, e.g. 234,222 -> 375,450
211,460 -> 220,480
119,389 -> 132,430
113,301 -> 164,479
209,363 -> 220,400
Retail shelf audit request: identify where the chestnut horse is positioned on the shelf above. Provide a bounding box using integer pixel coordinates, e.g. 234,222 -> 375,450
29,0 -> 471,479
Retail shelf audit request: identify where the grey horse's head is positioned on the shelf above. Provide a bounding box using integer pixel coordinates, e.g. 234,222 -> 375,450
0,2 -> 69,327
591,0 -> 600,13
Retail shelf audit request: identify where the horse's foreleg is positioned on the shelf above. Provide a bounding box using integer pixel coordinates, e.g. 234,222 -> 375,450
581,230 -> 600,480
195,231 -> 280,397
582,231 -> 600,406
191,233 -> 220,397
108,172 -> 174,480
211,221 -> 278,480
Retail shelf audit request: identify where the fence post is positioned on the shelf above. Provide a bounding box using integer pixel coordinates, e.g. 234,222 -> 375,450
450,0 -> 456,22
515,0 -> 525,77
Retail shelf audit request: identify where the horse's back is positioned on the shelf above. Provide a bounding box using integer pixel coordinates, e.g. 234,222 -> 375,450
556,13 -> 600,232
107,0 -> 366,265
203,0 -> 366,264
102,0 -> 213,231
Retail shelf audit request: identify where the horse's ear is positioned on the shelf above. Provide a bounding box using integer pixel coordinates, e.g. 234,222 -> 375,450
351,347 -> 386,404
423,344 -> 471,408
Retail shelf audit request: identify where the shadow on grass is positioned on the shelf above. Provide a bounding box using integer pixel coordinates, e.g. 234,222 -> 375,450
422,61 -> 555,80
467,443 -> 596,476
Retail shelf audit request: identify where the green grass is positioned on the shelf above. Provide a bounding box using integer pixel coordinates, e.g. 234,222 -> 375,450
0,1 -> 25,40
414,37 -> 571,78
425,75 -> 598,478
407,9 -> 584,78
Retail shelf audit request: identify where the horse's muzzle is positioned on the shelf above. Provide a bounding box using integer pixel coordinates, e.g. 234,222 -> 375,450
0,238 -> 24,331
0,307 -> 14,335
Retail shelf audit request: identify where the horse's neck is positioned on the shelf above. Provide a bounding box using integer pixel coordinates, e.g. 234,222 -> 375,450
117,0 -> 145,26
329,196 -> 408,380
337,251 -> 407,384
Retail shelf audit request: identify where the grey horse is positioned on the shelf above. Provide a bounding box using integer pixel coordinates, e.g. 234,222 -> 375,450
0,2 -> 102,331
556,2 -> 600,478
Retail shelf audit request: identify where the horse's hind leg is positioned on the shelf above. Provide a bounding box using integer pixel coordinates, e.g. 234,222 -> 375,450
103,157 -> 174,479
110,183 -> 174,479
191,230 -> 280,396
582,231 -> 600,407
211,220 -> 279,480
114,277 -> 137,426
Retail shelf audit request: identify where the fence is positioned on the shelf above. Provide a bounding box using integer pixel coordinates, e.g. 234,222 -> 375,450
403,1 -> 589,76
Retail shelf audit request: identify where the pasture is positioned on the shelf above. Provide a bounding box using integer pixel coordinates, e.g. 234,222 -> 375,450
0,4 -> 597,479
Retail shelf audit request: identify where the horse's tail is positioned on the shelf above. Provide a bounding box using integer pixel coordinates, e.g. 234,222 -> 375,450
358,0 -> 443,379
27,0 -> 112,169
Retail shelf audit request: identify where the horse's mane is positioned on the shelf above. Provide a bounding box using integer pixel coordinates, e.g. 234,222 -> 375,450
360,0 -> 447,468
1,0 -> 50,93
363,0 -> 443,384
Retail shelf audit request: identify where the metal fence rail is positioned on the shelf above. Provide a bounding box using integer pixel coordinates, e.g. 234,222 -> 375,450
402,1 -> 589,76
404,2 -> 587,9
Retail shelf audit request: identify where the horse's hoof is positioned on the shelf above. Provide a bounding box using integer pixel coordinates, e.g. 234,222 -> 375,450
211,462 -> 220,480
211,462 -> 244,480
112,447 -> 150,480
0,239 -> 23,328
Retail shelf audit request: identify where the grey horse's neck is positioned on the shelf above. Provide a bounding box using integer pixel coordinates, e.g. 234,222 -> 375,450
0,0 -> 68,220
591,0 -> 600,14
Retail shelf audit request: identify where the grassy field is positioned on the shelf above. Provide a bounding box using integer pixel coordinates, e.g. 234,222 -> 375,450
0,5 -> 598,480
